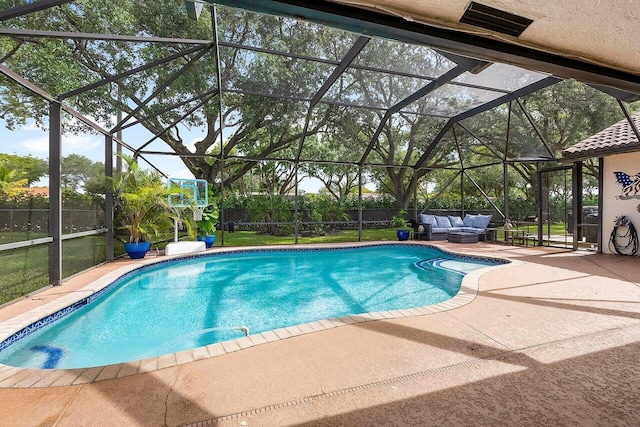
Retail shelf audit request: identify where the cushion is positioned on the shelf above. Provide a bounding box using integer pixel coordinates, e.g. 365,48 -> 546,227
431,228 -> 450,233
448,215 -> 464,227
463,214 -> 476,227
471,214 -> 492,229
435,216 -> 452,228
419,214 -> 437,228
461,227 -> 484,234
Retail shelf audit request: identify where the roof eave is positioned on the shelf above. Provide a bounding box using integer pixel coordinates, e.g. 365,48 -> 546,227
562,143 -> 640,163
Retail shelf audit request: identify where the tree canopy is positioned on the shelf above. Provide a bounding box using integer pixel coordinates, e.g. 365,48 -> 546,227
0,153 -> 48,187
0,0 -> 636,209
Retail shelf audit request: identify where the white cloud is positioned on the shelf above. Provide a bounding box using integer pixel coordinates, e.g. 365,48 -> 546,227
17,134 -> 103,160
23,120 -> 44,132
20,135 -> 49,154
61,134 -> 102,157
167,167 -> 196,180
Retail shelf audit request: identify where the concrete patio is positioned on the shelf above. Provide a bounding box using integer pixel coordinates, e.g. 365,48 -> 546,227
1,242 -> 639,426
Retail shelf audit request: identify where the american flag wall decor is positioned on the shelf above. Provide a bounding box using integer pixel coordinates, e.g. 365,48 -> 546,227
614,171 -> 640,200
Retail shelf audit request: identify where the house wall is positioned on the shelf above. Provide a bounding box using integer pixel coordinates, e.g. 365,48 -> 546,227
602,151 -> 640,255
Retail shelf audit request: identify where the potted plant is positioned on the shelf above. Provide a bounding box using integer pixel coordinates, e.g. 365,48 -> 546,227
196,198 -> 219,248
110,155 -> 173,259
392,209 -> 410,241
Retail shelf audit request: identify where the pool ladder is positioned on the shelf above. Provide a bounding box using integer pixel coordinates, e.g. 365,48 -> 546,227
234,326 -> 249,336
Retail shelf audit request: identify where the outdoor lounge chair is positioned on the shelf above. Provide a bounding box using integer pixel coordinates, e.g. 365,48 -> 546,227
414,213 -> 493,241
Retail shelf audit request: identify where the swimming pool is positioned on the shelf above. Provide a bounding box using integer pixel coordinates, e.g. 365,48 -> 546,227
0,244 -> 506,369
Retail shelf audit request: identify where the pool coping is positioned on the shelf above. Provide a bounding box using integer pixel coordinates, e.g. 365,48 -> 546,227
0,241 -> 519,388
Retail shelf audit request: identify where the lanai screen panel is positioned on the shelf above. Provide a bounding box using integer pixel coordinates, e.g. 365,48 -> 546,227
506,102 -> 554,160
458,106 -> 510,158
420,130 -> 463,170
453,124 -> 504,168
223,96 -> 312,160
220,46 -> 336,100
410,84 -> 505,117
452,63 -> 550,92
377,113 -> 450,164
218,7 -> 362,62
323,68 -> 434,110
126,52 -> 219,126
350,37 -> 456,78
218,6 -> 362,102
299,106 -> 379,163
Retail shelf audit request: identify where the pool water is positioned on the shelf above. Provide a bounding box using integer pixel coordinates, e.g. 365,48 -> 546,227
0,245 -> 502,369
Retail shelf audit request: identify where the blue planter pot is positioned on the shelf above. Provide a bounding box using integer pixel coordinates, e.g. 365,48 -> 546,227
396,229 -> 410,241
124,241 -> 150,259
197,235 -> 216,248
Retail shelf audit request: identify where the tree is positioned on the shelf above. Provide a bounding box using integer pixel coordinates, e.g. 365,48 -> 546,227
109,155 -> 172,243
303,133 -> 364,200
0,2 -> 343,190
61,154 -> 105,193
0,158 -> 28,196
2,2 -> 634,211
0,153 -> 48,187
419,80 -> 634,210
365,113 -> 449,207
462,81 -> 626,187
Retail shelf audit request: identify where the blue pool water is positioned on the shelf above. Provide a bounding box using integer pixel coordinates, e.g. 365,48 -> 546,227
0,245 -> 503,369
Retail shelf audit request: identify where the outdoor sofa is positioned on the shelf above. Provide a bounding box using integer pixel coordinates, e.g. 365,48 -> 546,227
415,213 -> 493,241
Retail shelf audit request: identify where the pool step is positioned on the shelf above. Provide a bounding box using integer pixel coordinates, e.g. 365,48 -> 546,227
415,258 -> 481,276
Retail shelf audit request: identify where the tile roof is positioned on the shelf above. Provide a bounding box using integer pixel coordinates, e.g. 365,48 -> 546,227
562,112 -> 640,161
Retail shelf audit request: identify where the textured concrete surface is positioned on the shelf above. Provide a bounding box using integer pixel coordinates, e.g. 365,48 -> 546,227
0,242 -> 639,426
328,0 -> 640,75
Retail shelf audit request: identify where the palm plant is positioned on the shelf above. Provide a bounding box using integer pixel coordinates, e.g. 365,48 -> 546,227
110,155 -> 172,244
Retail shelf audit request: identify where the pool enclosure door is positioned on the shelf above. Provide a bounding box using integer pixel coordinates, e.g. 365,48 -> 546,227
538,165 -> 599,251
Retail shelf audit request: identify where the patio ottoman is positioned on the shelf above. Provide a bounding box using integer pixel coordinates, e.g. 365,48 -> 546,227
447,231 -> 479,243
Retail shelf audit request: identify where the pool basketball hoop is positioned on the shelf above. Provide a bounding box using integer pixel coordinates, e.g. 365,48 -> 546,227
168,177 -> 209,240
167,178 -> 208,210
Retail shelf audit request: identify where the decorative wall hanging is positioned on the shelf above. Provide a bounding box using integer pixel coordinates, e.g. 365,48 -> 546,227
614,171 -> 640,200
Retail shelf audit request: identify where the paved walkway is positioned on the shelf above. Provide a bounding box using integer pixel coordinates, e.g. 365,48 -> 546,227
1,242 -> 639,426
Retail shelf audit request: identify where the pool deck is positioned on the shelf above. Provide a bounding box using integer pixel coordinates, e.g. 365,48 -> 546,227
1,241 -> 639,426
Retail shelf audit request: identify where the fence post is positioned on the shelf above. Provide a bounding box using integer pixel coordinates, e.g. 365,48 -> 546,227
9,209 -> 13,242
49,101 -> 62,286
105,134 -> 114,261
572,162 -> 583,251
358,167 -> 363,242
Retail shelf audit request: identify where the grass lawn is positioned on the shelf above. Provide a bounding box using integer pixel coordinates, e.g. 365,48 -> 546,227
0,245 -> 49,306
510,222 -> 567,233
208,228 -> 401,246
0,235 -> 106,306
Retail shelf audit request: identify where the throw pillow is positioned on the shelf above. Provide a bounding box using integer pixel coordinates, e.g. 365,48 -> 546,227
463,214 -> 476,227
448,215 -> 465,227
419,214 -> 438,228
471,214 -> 492,229
435,216 -> 452,228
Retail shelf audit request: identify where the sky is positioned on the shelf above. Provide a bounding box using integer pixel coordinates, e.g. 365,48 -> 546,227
0,117 -> 325,192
